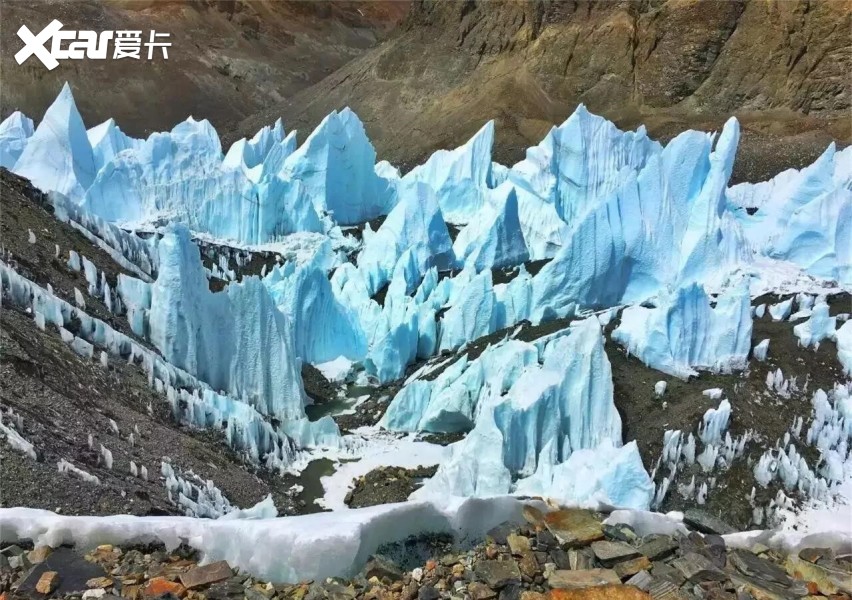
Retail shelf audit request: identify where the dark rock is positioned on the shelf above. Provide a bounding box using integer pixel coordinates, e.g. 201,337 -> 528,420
651,561 -> 686,586
206,580 -> 248,600
418,584 -> 440,600
683,510 -> 736,536
536,530 -> 556,550
550,549 -> 571,570
18,547 -> 105,597
487,523 -> 516,546
590,541 -> 641,566
474,560 -> 521,589
728,550 -> 790,586
602,524 -> 639,544
364,555 -> 403,582
638,536 -> 679,561
671,552 -> 729,584
498,582 -> 522,600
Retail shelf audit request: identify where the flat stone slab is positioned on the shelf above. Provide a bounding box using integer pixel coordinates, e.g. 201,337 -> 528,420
638,536 -> 679,561
179,560 -> 233,589
590,541 -> 641,565
785,554 -> 851,595
729,549 -> 791,586
682,509 -> 736,535
548,568 -> 621,589
474,560 -> 521,589
543,509 -> 604,547
670,552 -> 728,584
614,556 -> 651,579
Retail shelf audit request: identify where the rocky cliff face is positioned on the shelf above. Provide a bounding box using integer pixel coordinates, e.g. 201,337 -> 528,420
0,0 -> 408,136
233,0 -> 851,181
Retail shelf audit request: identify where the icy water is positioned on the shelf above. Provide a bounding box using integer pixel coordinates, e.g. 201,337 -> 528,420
293,458 -> 337,509
305,398 -> 355,421
305,383 -> 374,421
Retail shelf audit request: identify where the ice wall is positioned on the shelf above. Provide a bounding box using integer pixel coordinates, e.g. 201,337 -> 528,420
415,318 -> 632,500
528,120 -> 747,318
357,182 -> 454,296
87,118 -> 141,172
13,83 -> 96,201
508,104 -> 661,227
730,145 -> 852,285
278,108 -> 396,225
0,111 -> 34,169
401,121 -> 497,224
612,281 -> 753,379
452,185 -> 529,270
148,226 -> 307,421
264,254 -> 367,365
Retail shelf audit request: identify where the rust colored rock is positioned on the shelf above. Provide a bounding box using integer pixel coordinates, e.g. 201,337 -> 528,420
36,571 -> 60,595
522,505 -> 545,529
548,585 -> 652,600
179,560 -> 232,589
614,556 -> 652,580
144,576 -> 186,598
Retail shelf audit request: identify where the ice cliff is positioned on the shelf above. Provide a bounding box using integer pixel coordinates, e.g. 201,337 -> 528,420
612,281 -> 753,379
0,111 -> 34,169
137,226 -> 312,423
406,319 -> 651,509
14,83 -> 96,201
729,144 -> 852,285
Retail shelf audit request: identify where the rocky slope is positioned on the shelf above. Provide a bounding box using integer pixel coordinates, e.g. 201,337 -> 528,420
0,0 -> 408,136
0,169 -> 314,517
232,0 -> 851,182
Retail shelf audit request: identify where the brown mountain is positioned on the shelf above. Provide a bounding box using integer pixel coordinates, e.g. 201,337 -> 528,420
231,0 -> 852,182
0,0 -> 408,137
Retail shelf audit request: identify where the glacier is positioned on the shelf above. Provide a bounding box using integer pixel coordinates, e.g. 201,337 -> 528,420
612,281 -> 753,379
4,81 -> 852,526
728,144 -> 851,285
408,318 -> 650,507
0,111 -> 34,169
14,83 -> 96,201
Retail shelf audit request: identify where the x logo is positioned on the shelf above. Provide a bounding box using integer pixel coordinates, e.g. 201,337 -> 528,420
15,19 -> 64,71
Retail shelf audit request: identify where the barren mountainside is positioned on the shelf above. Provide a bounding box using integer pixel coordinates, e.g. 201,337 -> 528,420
0,0 -> 408,137
233,0 -> 852,181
